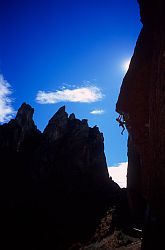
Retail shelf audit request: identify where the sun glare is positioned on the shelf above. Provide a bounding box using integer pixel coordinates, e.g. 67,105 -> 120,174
123,59 -> 131,72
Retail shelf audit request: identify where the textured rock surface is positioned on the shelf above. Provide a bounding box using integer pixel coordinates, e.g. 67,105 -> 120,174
116,0 -> 165,248
43,105 -> 68,142
0,103 -> 120,249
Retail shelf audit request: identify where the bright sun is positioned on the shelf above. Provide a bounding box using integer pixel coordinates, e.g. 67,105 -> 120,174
123,59 -> 131,72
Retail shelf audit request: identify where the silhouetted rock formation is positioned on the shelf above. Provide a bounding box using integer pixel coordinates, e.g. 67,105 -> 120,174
0,103 -> 120,250
116,0 -> 165,249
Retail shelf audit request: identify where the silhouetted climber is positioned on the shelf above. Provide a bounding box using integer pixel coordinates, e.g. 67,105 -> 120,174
116,114 -> 125,135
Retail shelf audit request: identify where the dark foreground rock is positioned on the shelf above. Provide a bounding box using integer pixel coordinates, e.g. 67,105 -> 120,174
0,103 -> 120,250
70,206 -> 141,250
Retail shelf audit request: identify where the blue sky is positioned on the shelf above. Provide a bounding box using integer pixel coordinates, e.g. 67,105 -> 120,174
0,0 -> 142,167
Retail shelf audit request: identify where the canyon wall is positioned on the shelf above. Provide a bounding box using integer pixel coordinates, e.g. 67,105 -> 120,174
116,0 -> 165,248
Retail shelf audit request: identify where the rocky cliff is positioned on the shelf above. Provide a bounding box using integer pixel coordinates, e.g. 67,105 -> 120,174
0,103 -> 120,249
116,0 -> 165,248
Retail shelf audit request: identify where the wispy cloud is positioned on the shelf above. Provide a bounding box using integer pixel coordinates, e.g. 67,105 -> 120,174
0,75 -> 15,123
108,162 -> 128,188
36,86 -> 104,104
90,109 -> 105,115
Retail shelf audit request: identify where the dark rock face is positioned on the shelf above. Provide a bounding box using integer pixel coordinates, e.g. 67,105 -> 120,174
43,106 -> 68,142
15,102 -> 36,130
116,0 -> 165,248
0,103 -> 119,249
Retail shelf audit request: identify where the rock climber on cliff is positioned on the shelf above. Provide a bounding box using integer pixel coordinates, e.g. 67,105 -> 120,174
116,114 -> 125,135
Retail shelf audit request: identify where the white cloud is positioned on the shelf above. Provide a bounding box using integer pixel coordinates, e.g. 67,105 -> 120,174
90,109 -> 105,115
36,86 -> 104,104
0,75 -> 15,123
108,162 -> 128,188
